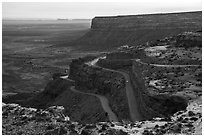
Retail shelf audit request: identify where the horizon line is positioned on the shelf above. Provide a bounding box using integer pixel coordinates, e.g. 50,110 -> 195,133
2,10 -> 202,20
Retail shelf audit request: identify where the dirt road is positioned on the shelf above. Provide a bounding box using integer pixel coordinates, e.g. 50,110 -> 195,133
70,86 -> 119,122
87,57 -> 143,121
135,59 -> 201,67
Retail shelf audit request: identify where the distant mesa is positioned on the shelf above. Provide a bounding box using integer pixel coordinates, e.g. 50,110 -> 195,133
72,11 -> 201,50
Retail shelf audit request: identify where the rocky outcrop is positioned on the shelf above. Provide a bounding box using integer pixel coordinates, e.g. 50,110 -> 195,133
69,57 -> 126,92
97,49 -> 146,69
3,100 -> 201,135
69,57 -> 130,121
69,55 -> 98,79
70,63 -> 125,92
74,11 -> 201,50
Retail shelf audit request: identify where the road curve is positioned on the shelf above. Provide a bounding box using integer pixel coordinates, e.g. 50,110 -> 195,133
116,71 -> 143,121
135,59 -> 201,68
87,58 -> 143,122
85,57 -> 201,122
102,68 -> 143,121
70,86 -> 119,122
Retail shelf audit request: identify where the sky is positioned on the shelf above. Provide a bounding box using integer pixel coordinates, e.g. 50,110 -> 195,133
2,0 -> 202,19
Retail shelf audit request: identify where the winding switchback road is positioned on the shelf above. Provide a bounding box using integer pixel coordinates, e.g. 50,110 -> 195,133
84,57 -> 201,122
86,57 -> 143,122
60,75 -> 118,122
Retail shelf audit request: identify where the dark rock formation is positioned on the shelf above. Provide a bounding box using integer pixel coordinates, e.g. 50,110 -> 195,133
69,59 -> 126,92
148,94 -> 188,116
97,59 -> 132,69
24,78 -> 74,108
97,49 -> 146,69
175,32 -> 202,48
43,78 -> 73,98
69,58 -> 129,121
69,55 -> 98,79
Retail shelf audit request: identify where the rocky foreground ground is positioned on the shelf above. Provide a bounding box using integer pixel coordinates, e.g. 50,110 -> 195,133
2,96 -> 201,135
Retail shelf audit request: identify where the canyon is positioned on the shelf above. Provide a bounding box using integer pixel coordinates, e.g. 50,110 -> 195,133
2,11 -> 202,135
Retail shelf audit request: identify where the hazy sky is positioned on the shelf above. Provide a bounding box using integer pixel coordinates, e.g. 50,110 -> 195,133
2,1 -> 202,19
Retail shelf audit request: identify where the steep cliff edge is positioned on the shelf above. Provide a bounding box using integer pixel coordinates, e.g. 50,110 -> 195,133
130,60 -> 188,119
74,11 -> 201,50
3,74 -> 107,124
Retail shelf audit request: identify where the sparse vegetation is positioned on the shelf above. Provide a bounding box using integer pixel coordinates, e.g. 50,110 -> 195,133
2,11 -> 202,135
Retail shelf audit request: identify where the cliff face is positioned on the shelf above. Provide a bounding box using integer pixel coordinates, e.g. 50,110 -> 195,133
76,11 -> 201,50
131,60 -> 188,119
91,12 -> 201,30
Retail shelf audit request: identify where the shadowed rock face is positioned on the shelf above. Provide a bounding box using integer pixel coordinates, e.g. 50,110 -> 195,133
75,11 -> 201,50
91,12 -> 201,30
149,94 -> 188,116
69,57 -> 126,92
